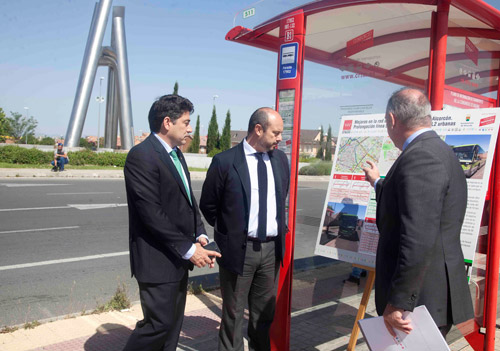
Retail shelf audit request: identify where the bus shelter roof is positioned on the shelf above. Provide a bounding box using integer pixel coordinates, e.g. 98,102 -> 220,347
226,0 -> 500,97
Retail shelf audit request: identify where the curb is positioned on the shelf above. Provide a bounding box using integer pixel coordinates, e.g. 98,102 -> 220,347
0,169 -> 330,181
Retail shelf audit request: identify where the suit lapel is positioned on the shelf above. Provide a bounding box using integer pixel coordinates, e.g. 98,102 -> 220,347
233,142 -> 251,208
148,135 -> 192,206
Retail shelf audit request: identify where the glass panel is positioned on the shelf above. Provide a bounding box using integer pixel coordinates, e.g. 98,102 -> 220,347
445,19 -> 500,101
306,10 -> 432,84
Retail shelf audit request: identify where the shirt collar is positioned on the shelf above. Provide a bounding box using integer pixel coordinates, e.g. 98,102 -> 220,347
402,128 -> 432,151
153,132 -> 176,154
243,138 -> 258,156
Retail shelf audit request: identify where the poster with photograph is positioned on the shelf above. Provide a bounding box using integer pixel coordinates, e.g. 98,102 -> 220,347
314,108 -> 500,268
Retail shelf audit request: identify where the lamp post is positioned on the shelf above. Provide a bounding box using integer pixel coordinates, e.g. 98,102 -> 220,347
96,77 -> 105,149
23,107 -> 29,144
213,94 -> 219,106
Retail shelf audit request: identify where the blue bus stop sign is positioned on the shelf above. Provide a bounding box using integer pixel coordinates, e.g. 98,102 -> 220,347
279,43 -> 298,80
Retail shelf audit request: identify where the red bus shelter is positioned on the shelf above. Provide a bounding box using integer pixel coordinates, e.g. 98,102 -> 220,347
226,1 -> 500,350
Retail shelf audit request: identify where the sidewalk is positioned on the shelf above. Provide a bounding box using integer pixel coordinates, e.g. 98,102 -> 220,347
0,263 -> 487,351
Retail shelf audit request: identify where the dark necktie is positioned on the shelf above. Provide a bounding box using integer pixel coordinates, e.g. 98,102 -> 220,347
256,152 -> 267,242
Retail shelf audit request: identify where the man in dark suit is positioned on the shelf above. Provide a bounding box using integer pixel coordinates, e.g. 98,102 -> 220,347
123,94 -> 221,351
363,88 -> 473,337
200,107 -> 290,351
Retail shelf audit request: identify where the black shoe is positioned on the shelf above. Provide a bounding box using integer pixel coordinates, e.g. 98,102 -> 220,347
343,275 -> 360,285
51,166 -> 58,172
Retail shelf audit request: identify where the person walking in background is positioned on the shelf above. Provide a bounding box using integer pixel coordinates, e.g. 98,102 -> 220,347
123,94 -> 221,351
363,87 -> 473,337
200,107 -> 290,351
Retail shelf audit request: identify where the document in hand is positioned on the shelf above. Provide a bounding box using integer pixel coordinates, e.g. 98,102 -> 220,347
358,305 -> 450,351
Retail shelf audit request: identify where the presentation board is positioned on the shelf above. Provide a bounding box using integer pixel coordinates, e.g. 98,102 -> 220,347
314,108 -> 500,268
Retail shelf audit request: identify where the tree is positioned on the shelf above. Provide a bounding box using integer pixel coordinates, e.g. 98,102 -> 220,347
7,111 -> 37,140
316,125 -> 324,159
207,106 -> 219,154
79,137 -> 92,149
325,124 -> 332,161
0,108 -> 11,136
25,134 -> 38,144
188,115 -> 200,153
173,81 -> 179,95
39,136 -> 56,145
220,110 -> 231,151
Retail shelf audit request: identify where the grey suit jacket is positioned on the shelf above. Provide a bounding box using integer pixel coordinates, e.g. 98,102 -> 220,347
375,130 -> 473,326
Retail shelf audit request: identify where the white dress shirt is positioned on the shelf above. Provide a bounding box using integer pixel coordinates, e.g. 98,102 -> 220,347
153,133 -> 208,259
243,139 -> 278,238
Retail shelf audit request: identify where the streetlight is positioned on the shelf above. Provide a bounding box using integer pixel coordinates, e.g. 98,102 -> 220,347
23,107 -> 29,144
96,77 -> 105,149
213,94 -> 219,106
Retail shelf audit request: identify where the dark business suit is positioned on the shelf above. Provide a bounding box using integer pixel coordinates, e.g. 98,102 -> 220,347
200,141 -> 290,350
123,134 -> 205,351
375,130 -> 473,328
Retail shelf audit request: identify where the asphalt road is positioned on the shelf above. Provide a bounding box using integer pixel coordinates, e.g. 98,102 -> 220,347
0,178 -> 329,327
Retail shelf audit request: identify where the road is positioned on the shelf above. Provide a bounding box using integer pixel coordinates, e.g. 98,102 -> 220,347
0,178 -> 330,327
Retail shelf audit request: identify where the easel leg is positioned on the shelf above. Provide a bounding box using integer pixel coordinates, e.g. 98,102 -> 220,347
347,267 -> 375,351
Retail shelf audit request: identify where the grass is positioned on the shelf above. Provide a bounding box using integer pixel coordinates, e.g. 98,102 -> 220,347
23,321 -> 41,330
0,162 -> 207,172
0,325 -> 19,334
187,281 -> 205,295
0,162 -> 123,170
94,283 -> 131,314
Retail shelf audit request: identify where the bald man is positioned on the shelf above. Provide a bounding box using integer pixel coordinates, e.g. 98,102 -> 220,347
200,108 -> 290,351
363,88 -> 473,338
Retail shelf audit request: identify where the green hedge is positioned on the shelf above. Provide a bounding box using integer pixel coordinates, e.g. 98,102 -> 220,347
0,146 -> 52,164
298,160 -> 333,176
0,146 -> 127,167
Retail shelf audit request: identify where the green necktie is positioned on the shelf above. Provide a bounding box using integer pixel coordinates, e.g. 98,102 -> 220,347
170,150 -> 192,204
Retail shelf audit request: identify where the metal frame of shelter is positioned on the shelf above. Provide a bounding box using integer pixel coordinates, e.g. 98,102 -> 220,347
226,0 -> 500,350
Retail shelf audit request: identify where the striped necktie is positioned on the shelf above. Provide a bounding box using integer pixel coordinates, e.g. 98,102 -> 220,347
170,150 -> 192,204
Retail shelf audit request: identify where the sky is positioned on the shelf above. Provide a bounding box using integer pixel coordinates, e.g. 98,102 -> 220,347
1,0 -> 500,139
445,134 -> 492,151
328,202 -> 367,218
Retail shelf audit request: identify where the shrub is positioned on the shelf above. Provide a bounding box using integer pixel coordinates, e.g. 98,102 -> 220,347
298,161 -> 332,176
0,146 -> 52,165
208,148 -> 221,158
0,146 -> 127,166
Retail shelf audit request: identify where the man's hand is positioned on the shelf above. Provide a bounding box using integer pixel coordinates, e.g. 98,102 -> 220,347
362,160 -> 380,187
197,236 -> 209,246
189,243 -> 221,268
383,304 -> 412,337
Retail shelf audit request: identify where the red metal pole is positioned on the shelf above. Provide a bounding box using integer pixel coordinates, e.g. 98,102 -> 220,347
270,10 -> 306,351
426,11 -> 436,98
483,68 -> 500,351
430,0 -> 450,109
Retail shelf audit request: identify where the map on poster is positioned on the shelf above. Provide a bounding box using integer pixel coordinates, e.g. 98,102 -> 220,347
314,108 -> 500,268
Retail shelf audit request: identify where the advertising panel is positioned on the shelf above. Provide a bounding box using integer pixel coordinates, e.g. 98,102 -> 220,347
315,109 -> 500,268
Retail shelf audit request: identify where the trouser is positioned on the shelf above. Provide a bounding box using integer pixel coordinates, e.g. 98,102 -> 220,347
218,240 -> 280,351
123,273 -> 188,351
51,158 -> 68,170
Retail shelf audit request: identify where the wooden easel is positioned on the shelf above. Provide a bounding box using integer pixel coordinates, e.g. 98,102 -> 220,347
346,264 -> 376,351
